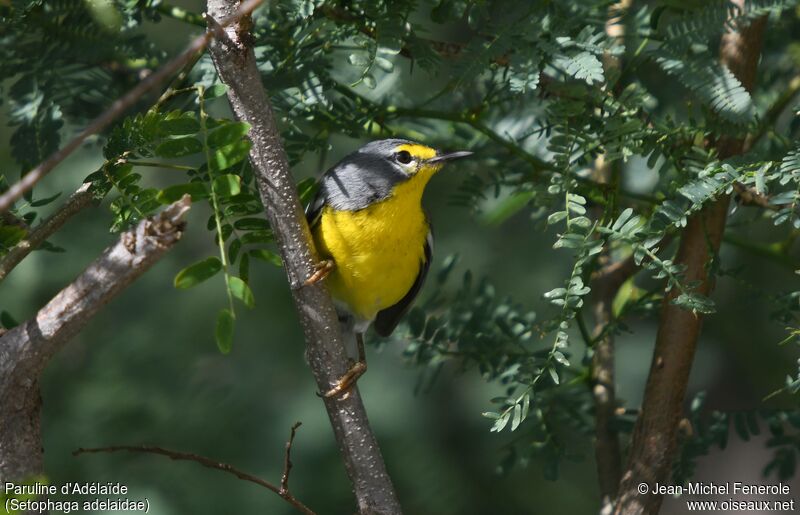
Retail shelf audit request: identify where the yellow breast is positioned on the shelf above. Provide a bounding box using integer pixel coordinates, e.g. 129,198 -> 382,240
312,169 -> 434,322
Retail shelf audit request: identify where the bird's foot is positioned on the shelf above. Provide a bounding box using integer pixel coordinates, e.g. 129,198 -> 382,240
303,259 -> 335,287
319,360 -> 367,400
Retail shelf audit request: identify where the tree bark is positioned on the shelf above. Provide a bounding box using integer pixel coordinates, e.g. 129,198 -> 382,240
614,4 -> 766,513
205,2 -> 402,514
0,196 -> 191,487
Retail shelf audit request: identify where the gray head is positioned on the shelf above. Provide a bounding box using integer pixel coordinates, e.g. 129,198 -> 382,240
320,139 -> 472,211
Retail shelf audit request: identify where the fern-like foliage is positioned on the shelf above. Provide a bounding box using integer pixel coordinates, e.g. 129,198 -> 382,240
4,0 -> 800,493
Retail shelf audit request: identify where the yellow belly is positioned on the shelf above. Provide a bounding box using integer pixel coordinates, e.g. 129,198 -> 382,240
313,187 -> 429,322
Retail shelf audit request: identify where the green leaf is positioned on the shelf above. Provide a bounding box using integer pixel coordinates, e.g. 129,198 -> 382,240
240,231 -> 274,245
556,51 -> 604,84
210,139 -> 251,172
547,211 -> 568,225
348,53 -> 369,67
653,49 -> 754,124
491,412 -> 511,432
375,56 -> 394,73
215,309 -> 234,354
672,292 -> 715,314
158,117 -> 200,136
233,217 -> 269,231
204,84 -> 228,99
157,182 -> 208,203
239,252 -> 250,283
155,137 -> 203,158
174,257 -> 223,289
212,174 -> 241,197
228,276 -> 255,308
207,122 -> 250,148
362,74 -> 377,89
511,403 -> 523,431
29,192 -> 61,207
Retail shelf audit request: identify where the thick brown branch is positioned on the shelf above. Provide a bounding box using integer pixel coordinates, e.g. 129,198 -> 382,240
73,423 -> 314,515
0,0 -> 264,213
614,3 -> 767,513
205,2 -> 402,514
0,184 -> 95,282
0,196 -> 191,487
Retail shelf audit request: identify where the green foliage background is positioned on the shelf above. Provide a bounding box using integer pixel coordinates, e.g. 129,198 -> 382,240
2,0 -> 800,513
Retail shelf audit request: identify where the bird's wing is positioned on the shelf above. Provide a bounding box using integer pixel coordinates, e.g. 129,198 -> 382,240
373,231 -> 433,337
305,182 -> 326,229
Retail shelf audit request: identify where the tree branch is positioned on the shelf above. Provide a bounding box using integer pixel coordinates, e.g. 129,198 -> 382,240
205,2 -> 402,514
73,422 -> 314,515
0,196 -> 191,487
614,3 -> 767,513
0,0 -> 264,213
589,4 -> 632,504
0,184 -> 95,282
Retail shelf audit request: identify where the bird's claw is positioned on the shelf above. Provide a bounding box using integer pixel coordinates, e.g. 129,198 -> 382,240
303,259 -> 335,287
318,360 -> 367,400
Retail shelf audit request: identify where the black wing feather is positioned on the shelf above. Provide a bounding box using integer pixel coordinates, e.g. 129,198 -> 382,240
374,233 -> 432,337
305,184 -> 325,229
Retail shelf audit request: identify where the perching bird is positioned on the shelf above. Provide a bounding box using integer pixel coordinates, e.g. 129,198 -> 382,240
305,139 -> 472,398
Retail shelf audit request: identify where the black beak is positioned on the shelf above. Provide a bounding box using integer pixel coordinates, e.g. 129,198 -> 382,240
428,150 -> 474,164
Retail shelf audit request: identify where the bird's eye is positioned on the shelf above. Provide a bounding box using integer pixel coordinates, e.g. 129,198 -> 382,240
395,150 -> 413,164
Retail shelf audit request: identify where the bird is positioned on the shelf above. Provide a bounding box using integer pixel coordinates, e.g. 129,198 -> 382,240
304,139 -> 472,398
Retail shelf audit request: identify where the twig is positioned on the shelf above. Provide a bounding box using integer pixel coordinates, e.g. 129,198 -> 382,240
733,182 -> 779,211
73,423 -> 314,515
614,3 -> 767,513
205,2 -> 402,513
0,196 -> 192,486
0,0 -> 264,213
0,183 -> 95,282
281,421 -> 302,495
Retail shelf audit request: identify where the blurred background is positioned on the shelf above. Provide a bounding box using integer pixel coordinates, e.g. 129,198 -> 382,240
2,1 -> 800,514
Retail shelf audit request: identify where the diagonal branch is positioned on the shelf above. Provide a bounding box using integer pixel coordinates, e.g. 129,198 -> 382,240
0,184 -> 95,282
0,0 -> 264,213
614,2 -> 767,513
0,196 -> 191,487
73,422 -> 314,515
205,2 -> 402,514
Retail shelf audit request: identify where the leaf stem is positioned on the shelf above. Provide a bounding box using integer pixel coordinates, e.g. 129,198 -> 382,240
198,86 -> 235,315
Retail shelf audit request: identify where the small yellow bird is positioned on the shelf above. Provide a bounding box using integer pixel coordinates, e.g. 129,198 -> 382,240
305,139 -> 472,397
